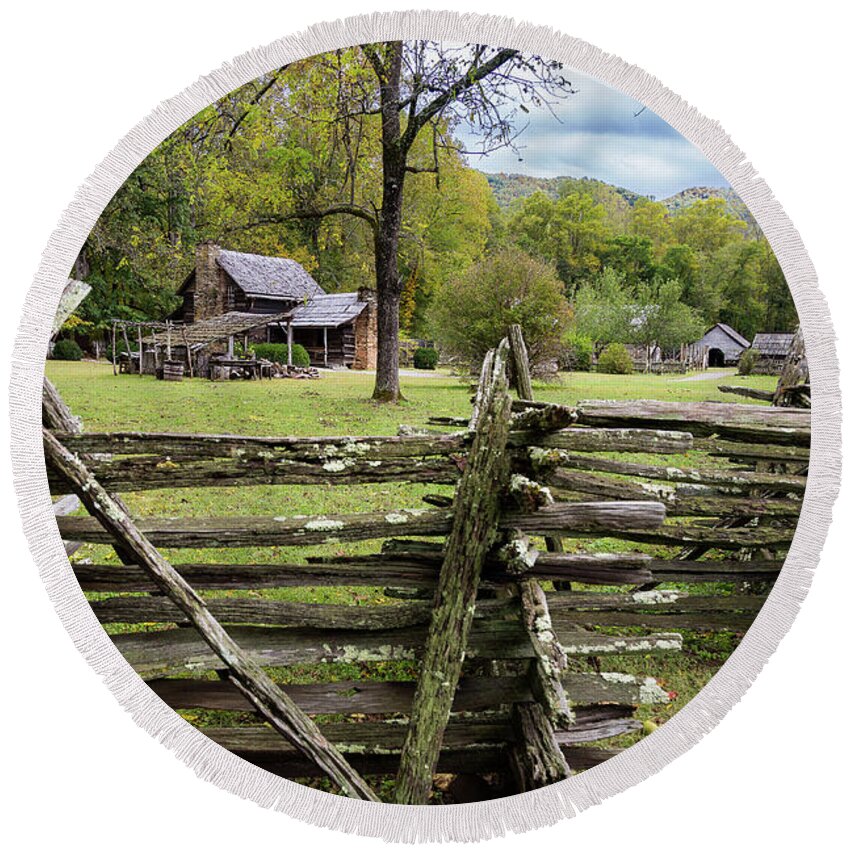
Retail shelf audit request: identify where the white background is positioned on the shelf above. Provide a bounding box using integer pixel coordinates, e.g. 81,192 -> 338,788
1,2 -> 847,847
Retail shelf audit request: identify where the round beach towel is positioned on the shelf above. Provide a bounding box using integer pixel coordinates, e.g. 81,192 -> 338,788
9,11 -> 840,842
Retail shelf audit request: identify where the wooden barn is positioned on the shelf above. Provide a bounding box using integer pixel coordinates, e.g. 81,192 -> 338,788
170,242 -> 376,369
692,323 -> 750,367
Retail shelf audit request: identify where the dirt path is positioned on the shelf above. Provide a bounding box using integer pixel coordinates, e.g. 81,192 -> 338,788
673,370 -> 730,383
341,368 -> 448,379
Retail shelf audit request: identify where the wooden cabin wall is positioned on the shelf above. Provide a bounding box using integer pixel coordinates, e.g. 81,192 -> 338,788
224,278 -> 247,312
249,296 -> 296,314
293,326 -> 354,367
255,324 -> 354,367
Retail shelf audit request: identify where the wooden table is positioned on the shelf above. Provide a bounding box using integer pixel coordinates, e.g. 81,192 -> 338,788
209,358 -> 269,380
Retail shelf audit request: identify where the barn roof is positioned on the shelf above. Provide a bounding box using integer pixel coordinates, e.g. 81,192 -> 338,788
217,250 -> 325,300
288,292 -> 367,328
752,332 -> 795,357
144,312 -> 291,347
715,323 -> 750,348
697,323 -> 750,349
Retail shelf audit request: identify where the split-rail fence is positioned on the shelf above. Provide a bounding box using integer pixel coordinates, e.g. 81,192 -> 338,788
44,327 -> 810,803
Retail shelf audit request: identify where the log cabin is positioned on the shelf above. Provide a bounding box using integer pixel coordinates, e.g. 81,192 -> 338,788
170,242 -> 377,370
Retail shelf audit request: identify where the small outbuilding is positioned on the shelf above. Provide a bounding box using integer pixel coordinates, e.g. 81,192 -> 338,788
751,332 -> 795,360
692,323 -> 750,367
750,332 -> 795,374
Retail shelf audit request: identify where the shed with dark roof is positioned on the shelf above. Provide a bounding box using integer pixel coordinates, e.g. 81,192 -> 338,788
747,332 -> 795,375
751,332 -> 795,359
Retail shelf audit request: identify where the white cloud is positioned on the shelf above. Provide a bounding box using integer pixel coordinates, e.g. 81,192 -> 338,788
456,66 -> 728,199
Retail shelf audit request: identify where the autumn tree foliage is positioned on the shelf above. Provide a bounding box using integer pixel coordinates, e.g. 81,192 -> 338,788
507,185 -> 795,338
76,43 -> 795,388
78,43 -> 576,401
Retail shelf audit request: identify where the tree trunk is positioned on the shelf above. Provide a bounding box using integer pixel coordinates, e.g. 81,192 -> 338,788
373,282 -> 402,401
372,42 -> 406,403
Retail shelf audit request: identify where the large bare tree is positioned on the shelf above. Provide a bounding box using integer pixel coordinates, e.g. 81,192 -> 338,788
353,42 -> 574,401
240,43 -> 576,402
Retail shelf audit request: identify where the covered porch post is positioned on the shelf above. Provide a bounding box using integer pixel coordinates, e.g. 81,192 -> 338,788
323,326 -> 328,368
287,319 -> 293,367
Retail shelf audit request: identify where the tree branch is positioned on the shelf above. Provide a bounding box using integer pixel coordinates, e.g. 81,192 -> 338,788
360,43 -> 387,81
225,204 -> 379,235
402,48 -> 521,148
225,67 -> 288,148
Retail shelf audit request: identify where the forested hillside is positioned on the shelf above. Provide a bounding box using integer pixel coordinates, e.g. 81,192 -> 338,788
486,173 -> 643,209
486,173 -> 757,230
663,186 -> 758,235
483,173 -> 792,338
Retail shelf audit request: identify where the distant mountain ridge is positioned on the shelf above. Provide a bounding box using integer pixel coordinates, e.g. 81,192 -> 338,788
483,172 -> 757,232
663,186 -> 757,232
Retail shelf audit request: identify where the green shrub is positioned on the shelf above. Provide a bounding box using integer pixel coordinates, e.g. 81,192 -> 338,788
52,339 -> 84,361
413,347 -> 439,370
430,248 -> 572,372
737,347 -> 758,376
233,339 -> 253,359
252,342 -> 310,367
562,332 -> 593,371
597,342 -> 634,375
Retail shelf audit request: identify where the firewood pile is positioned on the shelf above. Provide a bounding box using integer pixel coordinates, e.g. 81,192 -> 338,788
269,362 -> 321,379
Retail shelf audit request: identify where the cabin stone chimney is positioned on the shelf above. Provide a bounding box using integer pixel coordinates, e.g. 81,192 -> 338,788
353,287 -> 378,370
194,241 -> 224,321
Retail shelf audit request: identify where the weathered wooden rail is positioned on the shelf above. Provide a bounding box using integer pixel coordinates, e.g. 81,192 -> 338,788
46,326 -> 808,804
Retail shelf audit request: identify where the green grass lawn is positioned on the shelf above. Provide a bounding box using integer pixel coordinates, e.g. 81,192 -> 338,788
47,360 -> 783,792
46,361 -> 777,435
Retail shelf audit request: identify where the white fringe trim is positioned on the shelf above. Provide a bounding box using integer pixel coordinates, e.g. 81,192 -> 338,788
7,10 -> 841,843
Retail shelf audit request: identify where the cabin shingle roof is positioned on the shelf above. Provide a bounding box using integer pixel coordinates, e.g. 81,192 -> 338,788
217,250 -> 325,300
288,292 -> 368,328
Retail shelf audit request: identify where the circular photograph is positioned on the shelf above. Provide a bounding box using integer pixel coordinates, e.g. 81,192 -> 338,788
44,39 -> 810,805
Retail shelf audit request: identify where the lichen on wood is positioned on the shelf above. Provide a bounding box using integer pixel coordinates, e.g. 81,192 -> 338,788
395,341 -> 513,805
43,428 -> 379,801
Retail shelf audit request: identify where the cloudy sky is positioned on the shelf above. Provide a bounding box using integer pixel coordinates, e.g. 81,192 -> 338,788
456,66 -> 728,200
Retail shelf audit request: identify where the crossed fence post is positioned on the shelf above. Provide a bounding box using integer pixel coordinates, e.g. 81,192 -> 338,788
395,329 -> 574,803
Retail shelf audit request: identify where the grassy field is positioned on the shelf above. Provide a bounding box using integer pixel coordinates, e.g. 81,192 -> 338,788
47,361 -> 777,435
47,360 -> 782,793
